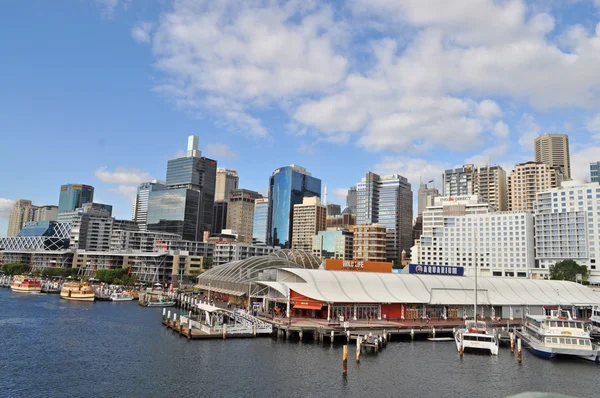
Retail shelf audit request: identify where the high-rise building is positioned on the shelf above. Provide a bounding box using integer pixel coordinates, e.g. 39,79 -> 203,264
534,133 -> 571,180
326,203 -> 341,216
58,184 -> 94,214
57,202 -> 113,223
212,201 -> 228,235
326,213 -> 356,229
443,165 -> 474,196
346,186 -> 357,214
312,228 -> 353,260
291,197 -> 327,252
147,136 -> 217,241
417,183 -> 439,216
267,165 -> 321,248
133,180 -> 166,231
226,189 -> 263,243
357,172 -> 413,261
591,161 -> 600,183
215,169 -> 239,201
508,161 -> 563,212
535,181 -> 600,282
473,165 -> 507,211
7,199 -> 33,237
252,198 -> 269,245
353,224 -> 386,261
31,205 -> 58,222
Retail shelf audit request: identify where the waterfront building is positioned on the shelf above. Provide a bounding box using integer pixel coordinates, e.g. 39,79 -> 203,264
535,181 -> 600,282
212,201 -> 228,235
535,133 -> 571,180
7,199 -> 33,237
312,228 -> 353,259
57,202 -> 113,223
109,230 -> 181,252
417,183 -> 439,217
346,186 -> 357,214
58,184 -> 94,214
148,136 -> 217,241
353,224 -> 387,261
326,203 -> 341,217
356,172 -> 413,261
215,168 -> 239,201
226,189 -> 262,244
291,197 -> 327,252
443,165 -> 473,196
70,213 -> 138,252
473,165 -> 507,211
508,161 -> 563,212
267,165 -> 321,248
213,242 -> 279,266
591,161 -> 600,183
252,198 -> 269,245
415,195 -> 534,278
326,213 -> 356,229
133,180 -> 165,231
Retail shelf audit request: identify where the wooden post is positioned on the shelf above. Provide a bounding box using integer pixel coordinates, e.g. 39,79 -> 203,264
162,308 -> 166,320
342,345 -> 348,376
510,332 -> 515,353
167,310 -> 171,323
331,330 -> 334,345
253,322 -> 257,337
459,332 -> 464,357
517,338 -> 522,363
356,336 -> 361,363
410,328 -> 414,341
432,327 -> 436,339
223,323 -> 227,340
299,329 -> 303,341
347,330 -> 350,344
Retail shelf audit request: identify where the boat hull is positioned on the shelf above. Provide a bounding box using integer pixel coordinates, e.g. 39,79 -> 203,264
145,301 -> 175,307
517,330 -> 600,362
11,286 -> 42,293
455,329 -> 499,355
60,294 -> 95,302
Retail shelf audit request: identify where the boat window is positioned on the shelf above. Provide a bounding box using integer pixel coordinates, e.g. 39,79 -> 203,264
552,338 -> 558,344
579,340 -> 586,346
586,340 -> 591,346
551,321 -> 558,327
565,338 -> 571,344
559,338 -> 565,344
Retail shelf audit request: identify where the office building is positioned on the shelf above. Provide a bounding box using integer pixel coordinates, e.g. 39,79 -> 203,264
508,161 -> 563,212
326,213 -> 356,229
252,198 -> 269,245
31,205 -> 58,222
346,186 -> 357,214
291,197 -> 327,252
443,165 -> 473,196
215,169 -> 239,201
473,165 -> 508,211
212,201 -> 228,235
133,180 -> 166,230
356,172 -> 413,261
58,184 -> 94,214
7,199 -> 33,237
415,195 -> 534,277
226,189 -> 263,243
417,183 -> 439,216
535,181 -> 600,282
591,161 -> 600,183
57,202 -> 113,223
148,136 -> 217,241
327,203 -> 341,216
353,224 -> 387,261
267,165 -> 321,248
109,230 -> 181,252
312,228 -> 353,260
534,133 -> 571,180
213,242 -> 278,266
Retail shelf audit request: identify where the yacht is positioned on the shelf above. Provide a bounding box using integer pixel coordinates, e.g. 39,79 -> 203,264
60,282 -> 95,302
110,291 -> 135,302
516,309 -> 600,362
11,275 -> 42,293
455,320 -> 499,355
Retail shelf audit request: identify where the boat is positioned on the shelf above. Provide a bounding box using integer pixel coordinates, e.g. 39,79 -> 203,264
10,275 -> 42,293
145,296 -> 176,307
516,309 -> 600,362
60,282 -> 95,302
110,291 -> 135,302
589,305 -> 600,339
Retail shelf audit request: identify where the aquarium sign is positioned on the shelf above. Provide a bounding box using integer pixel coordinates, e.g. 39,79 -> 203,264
408,264 -> 464,276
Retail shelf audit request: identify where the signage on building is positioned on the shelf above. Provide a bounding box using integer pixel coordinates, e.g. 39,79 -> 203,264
325,259 -> 392,273
439,196 -> 471,202
343,260 -> 364,269
408,264 -> 464,276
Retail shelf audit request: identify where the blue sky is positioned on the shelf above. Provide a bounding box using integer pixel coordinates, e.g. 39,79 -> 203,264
2,0 -> 600,236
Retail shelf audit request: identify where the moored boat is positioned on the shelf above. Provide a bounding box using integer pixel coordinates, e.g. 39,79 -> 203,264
60,282 -> 95,302
145,296 -> 176,307
516,309 -> 600,362
455,320 -> 499,355
110,292 -> 135,302
11,275 -> 42,293
589,305 -> 600,339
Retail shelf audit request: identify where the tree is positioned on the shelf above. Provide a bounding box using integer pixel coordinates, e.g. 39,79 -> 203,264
549,260 -> 589,282
1,263 -> 30,275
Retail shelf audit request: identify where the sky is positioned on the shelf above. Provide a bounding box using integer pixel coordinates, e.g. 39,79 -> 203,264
2,0 -> 600,237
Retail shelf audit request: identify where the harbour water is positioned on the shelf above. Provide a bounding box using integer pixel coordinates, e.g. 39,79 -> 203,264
0,289 -> 597,398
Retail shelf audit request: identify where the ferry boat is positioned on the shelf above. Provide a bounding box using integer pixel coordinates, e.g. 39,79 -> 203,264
10,275 -> 42,293
145,296 -> 176,307
60,282 -> 95,302
110,292 -> 135,302
516,309 -> 600,362
590,305 -> 600,339
455,320 -> 499,355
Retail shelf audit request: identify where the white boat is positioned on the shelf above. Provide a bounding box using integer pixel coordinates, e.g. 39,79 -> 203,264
145,297 -> 176,307
590,305 -> 600,339
516,309 -> 600,362
110,292 -> 135,302
455,320 -> 499,355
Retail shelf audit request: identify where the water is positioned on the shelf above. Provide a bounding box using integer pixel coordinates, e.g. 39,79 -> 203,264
0,289 -> 597,398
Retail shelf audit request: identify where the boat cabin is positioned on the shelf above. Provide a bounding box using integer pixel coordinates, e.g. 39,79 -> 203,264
462,334 -> 496,342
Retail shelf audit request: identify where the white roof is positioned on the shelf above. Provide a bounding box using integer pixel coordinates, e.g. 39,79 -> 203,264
277,269 -> 600,306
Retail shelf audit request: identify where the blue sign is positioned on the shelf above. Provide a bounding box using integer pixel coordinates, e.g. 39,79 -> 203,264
408,264 -> 464,276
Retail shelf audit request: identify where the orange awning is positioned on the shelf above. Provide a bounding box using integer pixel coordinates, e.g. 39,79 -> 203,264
293,303 -> 323,311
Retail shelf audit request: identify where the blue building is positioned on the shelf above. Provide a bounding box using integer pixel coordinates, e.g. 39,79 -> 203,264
592,161 -> 600,183
252,198 -> 269,244
312,228 -> 353,259
267,165 -> 321,248
134,180 -> 166,231
58,184 -> 94,214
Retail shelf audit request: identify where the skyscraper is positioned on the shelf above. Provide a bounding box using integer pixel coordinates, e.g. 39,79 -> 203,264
591,161 -> 600,183
357,172 -> 413,261
267,165 -> 321,248
508,161 -> 563,212
212,201 -> 228,234
133,180 -> 165,231
417,182 -> 439,216
534,133 -> 571,180
291,197 -> 326,252
326,203 -> 341,216
473,165 -> 508,211
58,184 -> 94,214
7,199 -> 33,237
215,169 -> 239,201
346,186 -> 357,214
147,136 -> 217,241
252,198 -> 269,244
443,165 -> 473,196
227,189 -> 263,243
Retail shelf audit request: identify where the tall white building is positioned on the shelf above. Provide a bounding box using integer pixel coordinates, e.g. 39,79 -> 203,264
133,180 -> 165,231
535,181 -> 600,282
416,195 -> 534,278
291,197 -> 327,252
215,169 -> 239,201
443,165 -> 474,196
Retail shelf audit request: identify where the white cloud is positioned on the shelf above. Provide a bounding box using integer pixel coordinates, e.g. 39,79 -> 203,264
571,146 -> 600,181
586,113 -> 600,140
206,143 -> 238,160
465,142 -> 511,166
94,167 -> 152,185
372,156 -> 451,190
132,22 -> 153,43
516,113 -> 540,151
493,121 -> 510,139
108,185 -> 138,201
477,100 -> 503,120
0,198 -> 14,218
332,188 -> 349,204
297,143 -> 316,155
95,0 -> 126,18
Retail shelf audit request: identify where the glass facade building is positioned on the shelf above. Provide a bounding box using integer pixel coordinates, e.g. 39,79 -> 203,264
592,161 -> 600,183
268,165 -> 321,248
212,201 -> 228,234
58,184 -> 94,214
253,198 -> 269,244
134,181 -> 166,231
146,188 -> 205,241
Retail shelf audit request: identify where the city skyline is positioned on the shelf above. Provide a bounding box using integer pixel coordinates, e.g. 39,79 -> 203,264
3,1 -> 600,236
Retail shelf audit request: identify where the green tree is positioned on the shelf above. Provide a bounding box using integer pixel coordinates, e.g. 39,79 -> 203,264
95,268 -> 128,284
549,260 -> 589,282
1,263 -> 30,275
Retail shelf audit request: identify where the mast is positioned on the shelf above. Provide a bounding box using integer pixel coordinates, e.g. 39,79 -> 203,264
474,224 -> 477,320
